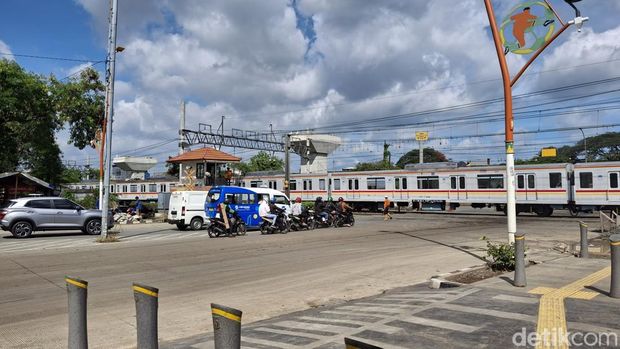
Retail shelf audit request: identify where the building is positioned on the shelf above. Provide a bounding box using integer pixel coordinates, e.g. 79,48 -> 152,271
167,147 -> 241,188
0,172 -> 56,205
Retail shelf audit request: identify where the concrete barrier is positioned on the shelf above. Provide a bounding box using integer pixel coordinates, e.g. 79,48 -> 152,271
579,221 -> 589,258
133,283 -> 159,349
211,303 -> 242,349
514,232 -> 526,287
610,234 -> 620,298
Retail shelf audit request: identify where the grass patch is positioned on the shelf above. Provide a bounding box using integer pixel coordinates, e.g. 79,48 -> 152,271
96,233 -> 120,243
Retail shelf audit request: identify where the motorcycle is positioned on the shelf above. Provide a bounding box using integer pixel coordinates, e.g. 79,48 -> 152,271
289,210 -> 315,231
333,209 -> 355,227
207,211 -> 247,237
260,207 -> 290,234
312,209 -> 335,228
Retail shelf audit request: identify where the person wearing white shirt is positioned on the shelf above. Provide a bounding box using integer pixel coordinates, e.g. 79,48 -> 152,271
258,197 -> 277,227
291,197 -> 303,216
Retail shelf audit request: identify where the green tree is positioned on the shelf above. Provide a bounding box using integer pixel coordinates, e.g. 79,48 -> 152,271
354,160 -> 399,171
396,148 -> 448,168
61,167 -> 83,183
236,151 -> 284,174
0,59 -> 105,184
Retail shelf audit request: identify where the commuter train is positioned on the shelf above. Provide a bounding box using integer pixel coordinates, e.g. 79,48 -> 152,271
239,162 -> 620,216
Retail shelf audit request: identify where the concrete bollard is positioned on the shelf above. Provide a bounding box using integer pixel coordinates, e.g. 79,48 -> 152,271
133,283 -> 159,349
211,303 -> 242,349
579,221 -> 589,258
610,234 -> 620,298
66,276 -> 88,349
344,337 -> 383,349
514,232 -> 526,287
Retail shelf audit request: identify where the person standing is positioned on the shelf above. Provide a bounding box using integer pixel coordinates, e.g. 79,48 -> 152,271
383,196 -> 392,221
224,167 -> 233,185
134,196 -> 143,220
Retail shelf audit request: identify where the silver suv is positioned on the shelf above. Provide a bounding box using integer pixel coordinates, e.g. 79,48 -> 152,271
0,197 -> 114,238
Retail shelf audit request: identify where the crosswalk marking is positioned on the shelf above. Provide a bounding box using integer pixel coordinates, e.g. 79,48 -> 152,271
396,315 -> 481,333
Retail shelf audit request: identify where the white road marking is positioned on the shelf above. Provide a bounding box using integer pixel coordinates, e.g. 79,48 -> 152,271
492,294 -> 539,304
397,315 -> 481,333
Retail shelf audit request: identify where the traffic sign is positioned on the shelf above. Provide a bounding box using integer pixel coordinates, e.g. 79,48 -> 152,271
415,132 -> 428,141
541,147 -> 557,157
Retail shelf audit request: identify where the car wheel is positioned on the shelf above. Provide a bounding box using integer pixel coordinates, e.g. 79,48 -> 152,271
190,217 -> 203,231
11,221 -> 33,238
84,219 -> 102,235
176,223 -> 188,231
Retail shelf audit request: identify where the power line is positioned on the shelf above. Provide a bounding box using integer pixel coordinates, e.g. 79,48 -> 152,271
0,52 -> 104,63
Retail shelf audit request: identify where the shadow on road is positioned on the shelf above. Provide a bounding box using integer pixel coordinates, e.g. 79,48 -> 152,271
384,230 -> 487,263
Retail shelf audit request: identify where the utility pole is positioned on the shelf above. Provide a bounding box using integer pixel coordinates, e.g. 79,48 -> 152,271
284,134 -> 291,198
179,100 -> 186,182
419,141 -> 423,164
100,0 -> 119,239
578,127 -> 587,163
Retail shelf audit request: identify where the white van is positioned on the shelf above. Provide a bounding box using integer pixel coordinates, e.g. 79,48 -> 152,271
251,188 -> 292,214
167,191 -> 209,230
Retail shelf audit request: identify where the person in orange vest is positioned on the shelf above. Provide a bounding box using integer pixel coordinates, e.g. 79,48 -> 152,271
383,196 -> 393,221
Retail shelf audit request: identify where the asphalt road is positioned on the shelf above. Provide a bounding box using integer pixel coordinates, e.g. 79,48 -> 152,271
0,212 -> 599,348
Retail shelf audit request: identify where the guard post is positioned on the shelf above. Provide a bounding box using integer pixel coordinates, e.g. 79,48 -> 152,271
514,232 -> 526,287
579,221 -> 589,258
211,303 -> 242,349
610,234 -> 620,298
133,283 -> 159,349
66,276 -> 88,349
344,337 -> 382,349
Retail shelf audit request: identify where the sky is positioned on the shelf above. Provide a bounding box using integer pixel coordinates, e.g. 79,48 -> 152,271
1,0 -> 619,173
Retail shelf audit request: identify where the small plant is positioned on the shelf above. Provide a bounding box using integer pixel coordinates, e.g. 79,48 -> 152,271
96,232 -> 119,243
481,236 -> 515,271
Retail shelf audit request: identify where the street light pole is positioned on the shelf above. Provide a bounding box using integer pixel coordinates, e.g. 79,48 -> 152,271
484,0 -> 587,243
100,0 -> 119,239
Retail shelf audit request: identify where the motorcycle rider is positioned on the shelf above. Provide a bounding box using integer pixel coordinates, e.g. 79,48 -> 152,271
259,196 -> 277,228
292,197 -> 303,216
314,197 -> 329,223
337,197 -> 353,226
217,198 -> 236,236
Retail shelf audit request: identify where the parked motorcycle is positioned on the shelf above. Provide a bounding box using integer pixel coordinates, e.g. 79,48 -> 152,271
260,207 -> 290,234
207,212 -> 246,237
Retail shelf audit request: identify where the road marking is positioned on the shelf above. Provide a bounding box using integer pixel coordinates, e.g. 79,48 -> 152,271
336,305 -> 401,315
434,303 -> 536,322
252,327 -> 322,340
353,302 -> 418,309
296,316 -> 365,327
492,294 -> 539,304
240,336 -> 288,348
532,267 -> 611,349
274,320 -> 360,334
396,315 -> 481,333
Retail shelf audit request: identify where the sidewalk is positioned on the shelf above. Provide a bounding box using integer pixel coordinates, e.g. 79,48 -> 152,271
162,257 -> 620,349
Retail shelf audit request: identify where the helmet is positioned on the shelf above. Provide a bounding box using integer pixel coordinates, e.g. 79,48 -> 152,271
295,197 -> 302,203
316,196 -> 323,202
327,196 -> 333,201
338,197 -> 344,202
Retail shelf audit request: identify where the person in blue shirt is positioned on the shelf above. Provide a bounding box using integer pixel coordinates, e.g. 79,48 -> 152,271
134,196 -> 143,217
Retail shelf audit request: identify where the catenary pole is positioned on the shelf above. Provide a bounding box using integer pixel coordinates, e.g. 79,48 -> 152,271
100,0 -> 119,239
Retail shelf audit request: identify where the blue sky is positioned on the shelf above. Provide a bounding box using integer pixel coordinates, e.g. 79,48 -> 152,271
1,0 -> 619,173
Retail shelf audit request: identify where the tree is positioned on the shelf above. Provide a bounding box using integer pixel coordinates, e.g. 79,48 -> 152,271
518,132 -> 620,164
0,59 -> 105,184
61,167 -> 84,183
353,160 -> 399,171
396,148 -> 448,168
236,151 -> 284,174
166,162 -> 179,177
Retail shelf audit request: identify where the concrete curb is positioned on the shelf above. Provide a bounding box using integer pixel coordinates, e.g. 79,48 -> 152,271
428,264 -> 486,289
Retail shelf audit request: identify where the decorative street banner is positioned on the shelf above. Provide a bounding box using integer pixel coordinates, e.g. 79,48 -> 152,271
500,1 -> 556,55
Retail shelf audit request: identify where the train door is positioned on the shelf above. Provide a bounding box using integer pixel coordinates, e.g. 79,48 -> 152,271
395,177 -> 409,200
449,176 -> 466,200
347,178 -> 359,199
517,173 -> 537,200
608,172 -> 620,202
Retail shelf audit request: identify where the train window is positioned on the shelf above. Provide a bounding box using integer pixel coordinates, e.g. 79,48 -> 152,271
159,184 -> 166,192
122,185 -> 128,192
459,177 -> 465,189
549,173 -> 562,188
610,173 -> 619,189
477,175 -> 504,189
289,180 -> 297,191
418,176 -> 439,189
527,175 -> 535,189
579,172 -> 593,188
403,178 -> 408,189
450,177 -> 456,189
303,179 -> 312,191
354,179 -> 359,190
334,179 -> 341,190
367,177 -> 386,190
268,180 -> 277,190
517,175 -> 524,189
140,184 -> 146,192
319,179 -> 326,190
250,180 -> 262,188
395,178 -> 400,190
149,184 -> 157,192
130,185 -> 138,193
110,185 -> 114,192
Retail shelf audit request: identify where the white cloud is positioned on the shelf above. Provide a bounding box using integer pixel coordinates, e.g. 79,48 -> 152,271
0,39 -> 13,60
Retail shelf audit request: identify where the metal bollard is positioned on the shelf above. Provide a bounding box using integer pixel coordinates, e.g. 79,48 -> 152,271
133,283 -> 159,349
211,303 -> 242,349
610,234 -> 620,298
514,232 -> 526,287
344,337 -> 383,349
579,221 -> 589,258
66,276 -> 88,349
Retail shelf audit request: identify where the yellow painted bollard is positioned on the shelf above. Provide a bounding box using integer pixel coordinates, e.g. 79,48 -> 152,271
66,276 -> 88,349
211,303 -> 242,349
133,283 -> 159,349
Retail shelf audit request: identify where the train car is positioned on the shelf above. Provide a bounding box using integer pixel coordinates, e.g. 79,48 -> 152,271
240,161 -> 620,216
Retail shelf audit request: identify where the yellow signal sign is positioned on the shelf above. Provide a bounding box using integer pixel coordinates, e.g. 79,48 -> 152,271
415,131 -> 429,141
541,147 -> 557,157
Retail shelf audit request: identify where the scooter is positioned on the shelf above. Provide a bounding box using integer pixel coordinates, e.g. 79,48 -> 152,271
333,209 -> 355,227
260,208 -> 290,234
207,212 -> 246,237
289,210 -> 315,231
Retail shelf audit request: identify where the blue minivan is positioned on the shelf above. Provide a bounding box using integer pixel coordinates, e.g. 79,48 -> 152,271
205,186 -> 291,228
